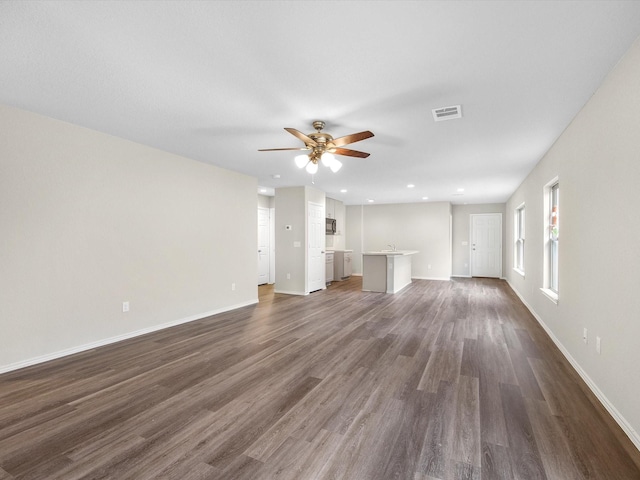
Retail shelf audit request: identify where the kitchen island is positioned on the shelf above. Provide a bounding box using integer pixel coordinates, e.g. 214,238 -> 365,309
362,250 -> 419,294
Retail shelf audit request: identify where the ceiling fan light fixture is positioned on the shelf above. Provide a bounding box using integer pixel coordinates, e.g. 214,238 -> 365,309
295,154 -> 309,169
321,152 -> 336,168
260,121 -> 374,177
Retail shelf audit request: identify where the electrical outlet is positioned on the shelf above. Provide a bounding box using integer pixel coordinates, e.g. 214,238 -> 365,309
596,336 -> 601,354
583,328 -> 588,344
428,264 -> 432,269
122,301 -> 129,313
286,273 -> 291,279
231,283 -> 236,291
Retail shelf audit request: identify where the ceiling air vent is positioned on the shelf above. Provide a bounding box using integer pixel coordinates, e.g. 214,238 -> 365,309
432,105 -> 462,122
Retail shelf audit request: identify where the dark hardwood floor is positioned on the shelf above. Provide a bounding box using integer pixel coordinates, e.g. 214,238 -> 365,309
1,277 -> 639,479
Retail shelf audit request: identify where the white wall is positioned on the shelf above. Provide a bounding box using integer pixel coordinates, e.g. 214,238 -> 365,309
257,194 -> 275,209
346,202 -> 452,280
345,205 -> 364,273
0,105 -> 258,372
504,37 -> 640,448
274,186 -> 325,294
451,203 -> 506,277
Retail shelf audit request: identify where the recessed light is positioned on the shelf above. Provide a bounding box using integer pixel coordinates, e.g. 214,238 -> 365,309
367,199 -> 375,203
340,189 -> 347,193
407,184 -> 415,188
272,174 -> 281,179
422,196 -> 429,200
457,188 -> 465,192
259,188 -> 267,193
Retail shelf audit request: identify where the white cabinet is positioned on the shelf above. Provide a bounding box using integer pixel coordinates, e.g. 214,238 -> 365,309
326,197 -> 345,236
326,252 -> 334,283
333,250 -> 352,280
326,197 -> 335,219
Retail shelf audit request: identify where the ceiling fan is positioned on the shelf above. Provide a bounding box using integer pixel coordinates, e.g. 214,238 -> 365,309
259,121 -> 374,174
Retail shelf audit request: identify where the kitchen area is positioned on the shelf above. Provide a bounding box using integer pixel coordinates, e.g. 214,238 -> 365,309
266,188 -> 447,297
325,196 -> 353,285
325,196 -> 417,294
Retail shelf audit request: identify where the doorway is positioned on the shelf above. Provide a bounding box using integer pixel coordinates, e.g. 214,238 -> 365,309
307,202 -> 325,293
258,207 -> 270,285
470,213 -> 502,278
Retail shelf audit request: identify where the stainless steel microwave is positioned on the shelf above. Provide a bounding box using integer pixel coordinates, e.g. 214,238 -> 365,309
326,218 -> 336,235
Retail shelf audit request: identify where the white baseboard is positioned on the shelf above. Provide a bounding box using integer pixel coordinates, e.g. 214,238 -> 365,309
412,276 -> 452,281
273,289 -> 308,296
450,274 -> 472,278
0,299 -> 258,375
505,280 -> 640,452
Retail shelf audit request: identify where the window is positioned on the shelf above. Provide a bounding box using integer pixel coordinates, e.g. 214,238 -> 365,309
549,183 -> 559,293
514,204 -> 525,274
541,178 -> 559,302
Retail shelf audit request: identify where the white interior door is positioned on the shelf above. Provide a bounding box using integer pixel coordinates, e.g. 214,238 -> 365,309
307,202 -> 325,293
269,207 -> 275,284
258,207 -> 270,285
470,213 -> 502,278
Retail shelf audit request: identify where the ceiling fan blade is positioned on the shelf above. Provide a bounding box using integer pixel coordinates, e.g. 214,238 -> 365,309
284,128 -> 317,146
331,147 -> 370,158
258,147 -> 310,152
330,130 -> 374,147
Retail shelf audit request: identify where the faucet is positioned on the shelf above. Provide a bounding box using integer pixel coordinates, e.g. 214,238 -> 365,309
387,244 -> 396,251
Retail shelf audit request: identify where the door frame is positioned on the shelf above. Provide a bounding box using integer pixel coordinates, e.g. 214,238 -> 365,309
257,206 -> 271,285
269,207 -> 275,284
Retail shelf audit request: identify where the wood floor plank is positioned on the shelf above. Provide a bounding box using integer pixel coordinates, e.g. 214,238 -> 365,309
218,454 -> 264,480
460,338 -> 480,378
0,467 -> 13,480
0,277 -> 638,479
284,429 -> 344,480
508,346 -> 546,401
499,383 -> 547,480
416,380 -> 458,478
379,387 -> 432,479
452,375 -> 481,469
481,441 -> 514,480
417,340 -> 464,393
523,398 -> 583,479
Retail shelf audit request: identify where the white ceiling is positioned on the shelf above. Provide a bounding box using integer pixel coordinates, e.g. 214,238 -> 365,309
2,1 -> 640,205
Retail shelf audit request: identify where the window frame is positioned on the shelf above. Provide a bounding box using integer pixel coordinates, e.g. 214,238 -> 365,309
514,203 -> 525,276
549,183 -> 559,293
541,177 -> 559,303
